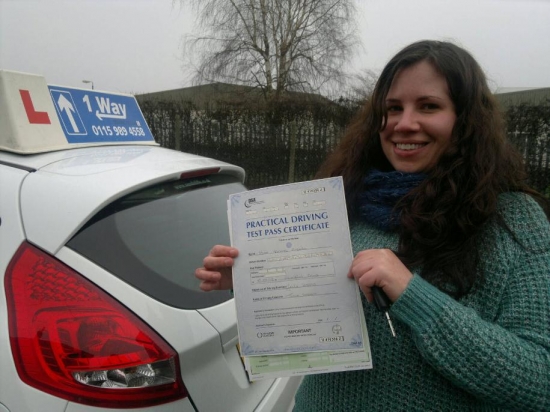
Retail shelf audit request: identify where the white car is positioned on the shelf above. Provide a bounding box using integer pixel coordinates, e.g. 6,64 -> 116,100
0,70 -> 301,411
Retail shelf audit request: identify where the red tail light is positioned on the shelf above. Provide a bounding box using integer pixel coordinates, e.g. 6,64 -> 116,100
5,242 -> 187,408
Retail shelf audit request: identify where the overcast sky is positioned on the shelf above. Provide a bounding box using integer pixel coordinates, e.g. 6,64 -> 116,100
1,0 -> 549,95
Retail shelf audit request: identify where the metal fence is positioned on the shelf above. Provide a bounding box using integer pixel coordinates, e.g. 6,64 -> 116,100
505,100 -> 550,195
141,100 -> 351,189
140,98 -> 550,194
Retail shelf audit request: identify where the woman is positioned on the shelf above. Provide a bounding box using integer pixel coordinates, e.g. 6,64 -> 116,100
195,40 -> 550,411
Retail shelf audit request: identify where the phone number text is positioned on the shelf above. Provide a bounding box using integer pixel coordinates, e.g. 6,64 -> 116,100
91,125 -> 146,137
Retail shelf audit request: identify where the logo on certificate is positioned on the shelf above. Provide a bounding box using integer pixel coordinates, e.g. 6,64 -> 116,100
245,197 -> 265,208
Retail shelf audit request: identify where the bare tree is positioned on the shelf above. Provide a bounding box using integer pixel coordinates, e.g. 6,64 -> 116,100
341,68 -> 379,103
178,0 -> 359,99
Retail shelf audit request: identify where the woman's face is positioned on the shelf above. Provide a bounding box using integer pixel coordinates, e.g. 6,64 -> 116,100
379,60 -> 456,173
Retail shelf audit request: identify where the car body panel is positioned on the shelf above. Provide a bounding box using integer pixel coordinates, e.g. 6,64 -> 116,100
14,146 -> 244,255
0,156 -> 300,411
198,300 -> 239,350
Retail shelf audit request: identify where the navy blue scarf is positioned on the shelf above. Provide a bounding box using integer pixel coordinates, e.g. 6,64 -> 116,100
358,169 -> 426,231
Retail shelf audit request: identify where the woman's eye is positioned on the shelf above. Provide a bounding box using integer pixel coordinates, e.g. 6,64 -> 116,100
421,103 -> 439,110
387,105 -> 402,112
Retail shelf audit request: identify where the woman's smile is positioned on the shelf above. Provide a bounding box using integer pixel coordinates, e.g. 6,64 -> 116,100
395,143 -> 427,150
393,141 -> 429,154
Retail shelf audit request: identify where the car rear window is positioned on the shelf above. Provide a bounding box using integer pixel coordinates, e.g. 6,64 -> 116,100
67,173 -> 245,309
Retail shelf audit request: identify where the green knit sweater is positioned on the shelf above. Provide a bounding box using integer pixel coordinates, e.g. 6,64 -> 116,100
294,192 -> 550,411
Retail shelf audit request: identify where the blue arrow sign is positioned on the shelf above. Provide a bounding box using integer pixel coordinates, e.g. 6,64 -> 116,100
48,86 -> 154,144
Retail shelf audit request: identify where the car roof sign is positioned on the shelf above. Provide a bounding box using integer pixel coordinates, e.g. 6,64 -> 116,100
0,70 -> 157,154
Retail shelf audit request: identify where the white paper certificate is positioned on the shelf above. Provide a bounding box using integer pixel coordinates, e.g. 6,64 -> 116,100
229,177 -> 365,356
243,303 -> 372,381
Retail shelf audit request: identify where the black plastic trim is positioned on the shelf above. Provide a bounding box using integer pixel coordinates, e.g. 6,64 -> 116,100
0,160 -> 36,172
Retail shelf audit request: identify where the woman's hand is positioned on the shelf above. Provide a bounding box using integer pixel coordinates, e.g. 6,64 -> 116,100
195,245 -> 238,292
348,249 -> 413,303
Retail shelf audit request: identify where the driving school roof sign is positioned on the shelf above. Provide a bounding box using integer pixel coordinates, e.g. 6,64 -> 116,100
0,69 -> 156,154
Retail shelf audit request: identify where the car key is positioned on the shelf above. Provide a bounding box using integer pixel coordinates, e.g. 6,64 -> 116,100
372,286 -> 396,337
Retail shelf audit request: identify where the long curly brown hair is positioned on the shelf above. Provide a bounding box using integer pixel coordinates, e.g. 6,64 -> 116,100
316,40 -> 549,297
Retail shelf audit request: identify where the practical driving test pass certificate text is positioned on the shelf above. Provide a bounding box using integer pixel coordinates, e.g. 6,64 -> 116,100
229,177 -> 367,357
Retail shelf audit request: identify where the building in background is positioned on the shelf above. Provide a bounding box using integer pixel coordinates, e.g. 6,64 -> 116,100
495,87 -> 550,108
